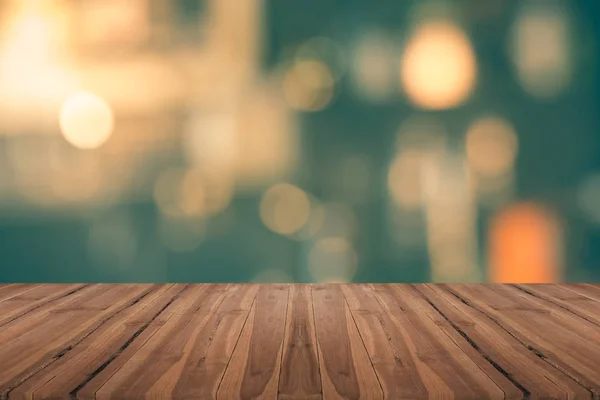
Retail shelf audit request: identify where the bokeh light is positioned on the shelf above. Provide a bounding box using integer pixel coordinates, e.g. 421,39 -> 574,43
425,154 -> 479,282
260,183 -> 311,235
510,1 -> 572,100
294,37 -> 345,81
466,116 -> 519,178
153,167 -> 233,219
308,237 -> 358,283
76,0 -> 150,48
234,86 -> 299,188
183,112 -> 237,172
389,116 -> 447,211
0,0 -> 597,284
388,150 -> 429,210
350,31 -> 396,102
0,1 -> 75,132
283,59 -> 335,111
59,91 -> 114,149
400,20 -> 477,110
489,202 -> 562,283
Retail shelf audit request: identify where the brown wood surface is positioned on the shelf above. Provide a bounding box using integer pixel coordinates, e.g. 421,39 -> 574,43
1,284 -> 600,399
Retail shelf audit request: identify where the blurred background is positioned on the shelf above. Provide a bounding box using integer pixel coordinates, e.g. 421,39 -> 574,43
0,0 -> 598,283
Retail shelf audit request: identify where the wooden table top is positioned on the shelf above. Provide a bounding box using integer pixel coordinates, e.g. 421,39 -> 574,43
1,283 -> 600,399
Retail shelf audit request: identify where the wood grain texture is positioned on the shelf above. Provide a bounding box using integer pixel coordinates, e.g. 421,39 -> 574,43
10,284 -> 184,399
366,284 -> 515,399
416,284 -> 590,399
0,284 -> 154,395
217,284 -> 289,400
278,285 -> 321,400
0,284 -> 88,327
312,284 -> 382,400
0,283 -> 600,400
445,284 -> 600,397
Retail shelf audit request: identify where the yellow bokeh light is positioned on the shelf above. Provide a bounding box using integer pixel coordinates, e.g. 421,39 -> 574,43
260,183 -> 311,235
308,237 -> 358,283
59,91 -> 114,149
282,59 -> 334,111
400,21 -> 477,110
466,117 -> 518,178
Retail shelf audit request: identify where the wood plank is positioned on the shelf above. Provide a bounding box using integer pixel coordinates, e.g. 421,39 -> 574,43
0,284 -> 155,395
341,284 -> 427,399
74,285 -> 219,399
514,284 -> 600,327
91,284 -> 235,399
0,284 -> 41,303
445,284 -> 600,397
278,285 -> 322,400
417,284 -> 590,399
170,284 -> 258,400
217,284 -> 289,400
312,284 -> 382,400
562,284 -> 600,303
1,283 -> 599,400
0,284 -> 88,327
9,284 -> 186,399
358,284 -> 516,399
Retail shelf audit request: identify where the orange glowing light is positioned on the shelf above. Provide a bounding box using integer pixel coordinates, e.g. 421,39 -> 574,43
489,203 -> 562,283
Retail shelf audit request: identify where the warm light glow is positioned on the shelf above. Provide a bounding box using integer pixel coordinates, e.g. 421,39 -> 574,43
466,117 -> 518,177
400,20 -> 477,109
425,154 -> 479,282
77,0 -> 150,47
295,37 -> 345,81
283,59 -> 334,111
59,92 -> 114,149
183,113 -> 237,172
234,87 -> 299,188
77,55 -> 185,116
0,2 -> 76,132
153,168 -> 232,218
351,31 -> 395,102
153,168 -> 186,217
489,203 -> 562,283
388,117 -> 446,211
510,3 -> 571,99
308,237 -> 358,283
260,183 -> 311,235
388,150 -> 429,210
